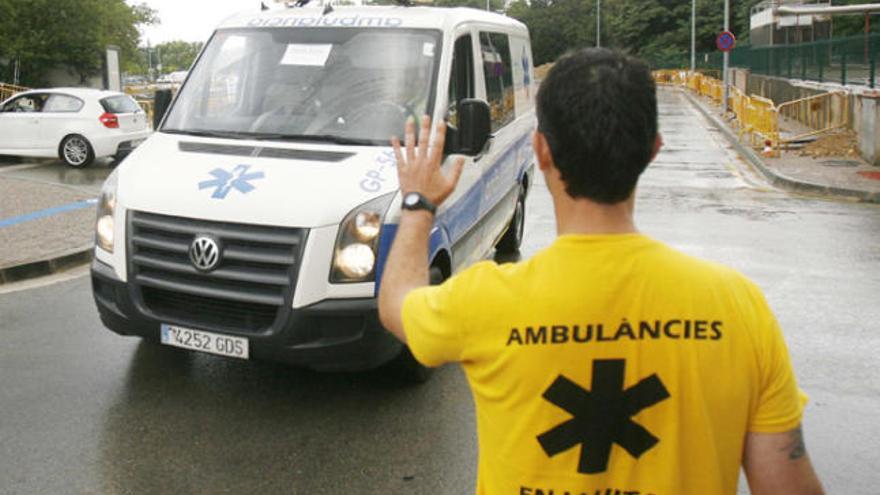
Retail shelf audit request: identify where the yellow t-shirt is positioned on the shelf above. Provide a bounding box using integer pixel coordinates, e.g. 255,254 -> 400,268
402,233 -> 806,495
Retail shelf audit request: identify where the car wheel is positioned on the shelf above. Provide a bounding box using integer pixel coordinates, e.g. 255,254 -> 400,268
387,265 -> 445,384
59,135 -> 95,168
495,187 -> 526,254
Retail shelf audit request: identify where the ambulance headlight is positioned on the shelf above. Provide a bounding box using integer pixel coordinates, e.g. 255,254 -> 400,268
335,244 -> 376,280
95,170 -> 118,253
331,192 -> 395,283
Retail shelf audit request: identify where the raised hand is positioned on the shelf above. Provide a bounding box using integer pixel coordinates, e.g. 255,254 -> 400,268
392,115 -> 465,207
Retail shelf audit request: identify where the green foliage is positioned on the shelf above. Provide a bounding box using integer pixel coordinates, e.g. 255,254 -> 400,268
127,40 -> 204,77
508,0 -> 596,66
508,0 -> 763,67
366,0 -> 505,9
0,0 -> 156,86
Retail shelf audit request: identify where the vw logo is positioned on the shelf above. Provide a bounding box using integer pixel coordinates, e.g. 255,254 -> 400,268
189,235 -> 221,272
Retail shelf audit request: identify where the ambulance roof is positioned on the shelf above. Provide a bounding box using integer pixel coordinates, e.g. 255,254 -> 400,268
218,6 -> 527,34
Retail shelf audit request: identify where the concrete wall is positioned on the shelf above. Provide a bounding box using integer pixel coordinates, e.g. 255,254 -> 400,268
855,96 -> 880,165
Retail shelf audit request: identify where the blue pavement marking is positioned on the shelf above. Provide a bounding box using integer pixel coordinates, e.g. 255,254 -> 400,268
0,198 -> 98,229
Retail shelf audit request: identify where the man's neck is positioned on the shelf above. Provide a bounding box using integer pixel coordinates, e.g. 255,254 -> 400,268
552,194 -> 637,236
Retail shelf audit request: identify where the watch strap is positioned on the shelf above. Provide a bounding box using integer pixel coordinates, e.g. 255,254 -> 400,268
402,192 -> 437,215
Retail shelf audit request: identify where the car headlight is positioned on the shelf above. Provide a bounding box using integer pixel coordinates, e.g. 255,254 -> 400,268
95,170 -> 118,253
331,192 -> 396,283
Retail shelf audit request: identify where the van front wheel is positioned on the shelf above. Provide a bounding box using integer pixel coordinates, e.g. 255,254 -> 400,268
496,189 -> 525,254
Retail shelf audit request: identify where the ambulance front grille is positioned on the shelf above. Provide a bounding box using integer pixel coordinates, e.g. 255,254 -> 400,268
128,210 -> 307,333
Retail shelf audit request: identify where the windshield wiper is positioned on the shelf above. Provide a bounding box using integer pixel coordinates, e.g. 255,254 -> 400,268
252,134 -> 382,146
161,129 -> 257,140
162,129 -> 382,146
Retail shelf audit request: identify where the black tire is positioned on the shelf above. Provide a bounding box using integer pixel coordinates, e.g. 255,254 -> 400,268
59,134 -> 95,168
496,188 -> 526,254
387,265 -> 446,384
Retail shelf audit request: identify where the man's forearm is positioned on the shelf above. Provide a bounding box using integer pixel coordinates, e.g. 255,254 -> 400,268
378,210 -> 434,342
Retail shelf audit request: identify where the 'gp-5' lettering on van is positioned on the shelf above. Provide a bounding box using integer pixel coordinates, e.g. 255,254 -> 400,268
91,5 -> 536,382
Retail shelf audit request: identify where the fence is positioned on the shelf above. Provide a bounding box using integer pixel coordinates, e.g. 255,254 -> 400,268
654,70 -> 850,155
777,91 -> 849,143
699,33 -> 880,88
652,33 -> 880,88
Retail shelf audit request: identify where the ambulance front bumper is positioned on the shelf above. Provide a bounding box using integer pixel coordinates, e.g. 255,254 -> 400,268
91,259 -> 403,371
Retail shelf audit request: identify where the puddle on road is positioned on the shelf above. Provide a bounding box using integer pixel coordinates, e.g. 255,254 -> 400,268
713,206 -> 798,220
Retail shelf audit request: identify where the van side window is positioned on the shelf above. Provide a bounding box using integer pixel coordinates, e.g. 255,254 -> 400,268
447,35 -> 474,129
479,32 -> 514,132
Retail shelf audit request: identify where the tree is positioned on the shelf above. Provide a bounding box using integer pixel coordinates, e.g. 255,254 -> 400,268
508,0 -> 764,68
129,40 -> 204,76
508,0 -> 597,66
0,0 -> 156,86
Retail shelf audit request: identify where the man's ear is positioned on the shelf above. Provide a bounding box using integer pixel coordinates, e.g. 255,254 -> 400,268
533,131 -> 554,172
650,133 -> 664,162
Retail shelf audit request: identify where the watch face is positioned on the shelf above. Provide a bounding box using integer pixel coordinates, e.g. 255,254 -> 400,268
404,193 -> 419,207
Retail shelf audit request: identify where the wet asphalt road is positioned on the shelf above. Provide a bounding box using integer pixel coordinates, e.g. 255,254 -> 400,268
1,88 -> 879,494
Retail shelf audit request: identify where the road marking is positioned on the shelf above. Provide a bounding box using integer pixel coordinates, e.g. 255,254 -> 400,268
0,198 -> 98,229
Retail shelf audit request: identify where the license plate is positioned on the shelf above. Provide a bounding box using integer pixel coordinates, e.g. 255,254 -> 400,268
160,324 -> 249,359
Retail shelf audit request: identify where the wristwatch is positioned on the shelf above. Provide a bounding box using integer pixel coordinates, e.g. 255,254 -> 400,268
401,192 -> 437,215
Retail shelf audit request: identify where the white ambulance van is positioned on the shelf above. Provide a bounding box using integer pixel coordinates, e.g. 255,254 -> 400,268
91,5 -> 536,379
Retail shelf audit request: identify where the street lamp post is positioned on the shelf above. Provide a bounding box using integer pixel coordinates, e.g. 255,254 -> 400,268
723,0 -> 730,112
691,0 -> 696,71
596,0 -> 601,48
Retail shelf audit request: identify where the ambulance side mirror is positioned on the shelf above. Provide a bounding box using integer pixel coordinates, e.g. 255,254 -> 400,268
446,99 -> 491,157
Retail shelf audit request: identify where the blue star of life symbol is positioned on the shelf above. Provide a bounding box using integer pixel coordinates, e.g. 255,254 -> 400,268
198,164 -> 265,199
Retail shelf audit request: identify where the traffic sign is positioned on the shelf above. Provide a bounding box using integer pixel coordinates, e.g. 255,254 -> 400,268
716,31 -> 736,52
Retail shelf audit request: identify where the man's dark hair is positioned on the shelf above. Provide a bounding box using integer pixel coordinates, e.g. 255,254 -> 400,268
536,48 -> 658,204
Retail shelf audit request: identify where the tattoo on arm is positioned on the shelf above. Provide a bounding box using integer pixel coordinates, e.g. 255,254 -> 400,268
780,426 -> 807,460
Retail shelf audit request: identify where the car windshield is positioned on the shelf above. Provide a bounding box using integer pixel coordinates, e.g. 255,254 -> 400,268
162,27 -> 442,145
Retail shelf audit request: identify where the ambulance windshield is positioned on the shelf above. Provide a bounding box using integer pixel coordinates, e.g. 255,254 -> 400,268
162,27 -> 442,145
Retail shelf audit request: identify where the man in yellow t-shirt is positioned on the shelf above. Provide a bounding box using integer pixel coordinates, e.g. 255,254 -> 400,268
378,48 -> 824,494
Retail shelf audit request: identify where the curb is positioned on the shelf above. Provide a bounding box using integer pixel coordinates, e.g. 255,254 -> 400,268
0,245 -> 93,285
681,89 -> 880,204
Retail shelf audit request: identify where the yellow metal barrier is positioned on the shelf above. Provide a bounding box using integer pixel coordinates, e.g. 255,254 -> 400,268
653,70 -> 687,86
728,86 -> 748,124
136,100 -> 155,129
625,71 -> 852,157
776,91 -> 849,145
0,83 -> 29,102
743,95 -> 780,152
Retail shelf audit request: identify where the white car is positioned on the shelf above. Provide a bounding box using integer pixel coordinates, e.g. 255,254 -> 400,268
0,88 -> 152,167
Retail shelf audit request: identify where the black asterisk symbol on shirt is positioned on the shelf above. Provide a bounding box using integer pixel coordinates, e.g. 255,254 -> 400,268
537,359 -> 670,474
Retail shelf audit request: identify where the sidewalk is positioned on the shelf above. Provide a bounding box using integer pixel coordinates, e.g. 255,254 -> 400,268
681,88 -> 880,204
0,173 -> 96,284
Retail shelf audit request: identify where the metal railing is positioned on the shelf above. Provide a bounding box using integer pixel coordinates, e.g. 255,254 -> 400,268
777,91 -> 849,143
652,33 -> 880,88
